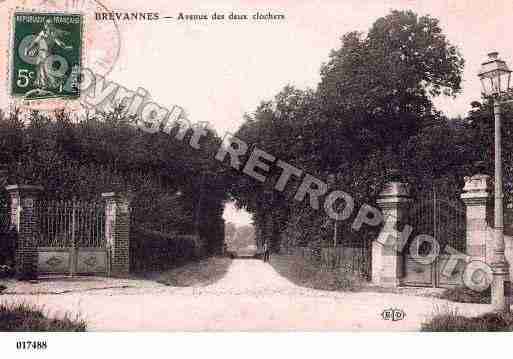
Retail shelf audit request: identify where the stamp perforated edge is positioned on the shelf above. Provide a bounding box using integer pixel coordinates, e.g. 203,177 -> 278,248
7,8 -> 85,107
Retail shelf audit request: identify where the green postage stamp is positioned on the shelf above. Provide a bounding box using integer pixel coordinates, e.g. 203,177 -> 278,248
11,12 -> 83,100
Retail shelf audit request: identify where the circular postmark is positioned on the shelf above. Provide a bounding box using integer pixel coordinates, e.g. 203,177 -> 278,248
2,0 -> 121,112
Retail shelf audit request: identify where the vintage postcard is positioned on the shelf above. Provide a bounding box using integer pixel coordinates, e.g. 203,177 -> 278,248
0,0 -> 513,355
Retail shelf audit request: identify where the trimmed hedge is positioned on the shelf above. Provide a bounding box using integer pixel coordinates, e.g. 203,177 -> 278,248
130,227 -> 202,272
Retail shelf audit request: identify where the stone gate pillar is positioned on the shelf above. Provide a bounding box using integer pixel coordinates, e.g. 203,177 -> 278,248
102,192 -> 131,277
374,182 -> 412,287
6,184 -> 42,280
461,174 -> 494,264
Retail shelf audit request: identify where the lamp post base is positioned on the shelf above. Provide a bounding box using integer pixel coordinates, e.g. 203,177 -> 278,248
491,265 -> 510,312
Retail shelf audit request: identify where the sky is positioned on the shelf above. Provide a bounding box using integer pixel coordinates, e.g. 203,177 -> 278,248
105,0 -> 513,133
223,202 -> 253,226
2,0 -> 513,225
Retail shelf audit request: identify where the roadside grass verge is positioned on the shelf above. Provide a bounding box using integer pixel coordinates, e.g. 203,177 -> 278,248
269,254 -> 367,291
436,286 -> 491,304
0,302 -> 86,331
153,256 -> 232,287
422,305 -> 513,331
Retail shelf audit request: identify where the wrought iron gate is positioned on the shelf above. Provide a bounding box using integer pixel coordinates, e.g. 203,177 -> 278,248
35,199 -> 108,275
403,188 -> 466,287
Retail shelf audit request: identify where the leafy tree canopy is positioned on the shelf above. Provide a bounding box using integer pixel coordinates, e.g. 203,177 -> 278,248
230,10 -> 466,248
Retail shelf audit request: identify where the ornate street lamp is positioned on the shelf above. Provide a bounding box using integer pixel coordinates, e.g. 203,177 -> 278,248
479,52 -> 511,97
478,51 -> 512,312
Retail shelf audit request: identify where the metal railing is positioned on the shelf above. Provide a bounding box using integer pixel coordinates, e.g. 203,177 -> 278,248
35,199 -> 106,248
410,189 -> 466,254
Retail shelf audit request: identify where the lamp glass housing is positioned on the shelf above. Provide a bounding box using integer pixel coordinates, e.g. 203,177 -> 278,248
478,52 -> 512,97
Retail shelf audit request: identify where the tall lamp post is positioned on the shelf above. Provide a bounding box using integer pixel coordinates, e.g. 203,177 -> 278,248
478,51 -> 512,312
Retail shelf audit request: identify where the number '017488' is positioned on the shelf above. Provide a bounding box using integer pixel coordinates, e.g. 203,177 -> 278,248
16,341 -> 48,350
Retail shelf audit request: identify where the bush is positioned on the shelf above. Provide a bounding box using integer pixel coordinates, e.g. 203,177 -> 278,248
0,302 -> 86,331
130,227 -> 200,272
422,306 -> 513,331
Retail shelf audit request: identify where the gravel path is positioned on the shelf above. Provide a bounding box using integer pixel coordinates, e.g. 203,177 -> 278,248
0,259 -> 494,331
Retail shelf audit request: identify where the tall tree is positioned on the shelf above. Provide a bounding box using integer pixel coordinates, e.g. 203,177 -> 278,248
231,10 -> 466,248
318,10 -> 464,162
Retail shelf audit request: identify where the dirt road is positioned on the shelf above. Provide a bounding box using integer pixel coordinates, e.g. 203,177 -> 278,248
1,259 -> 492,331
